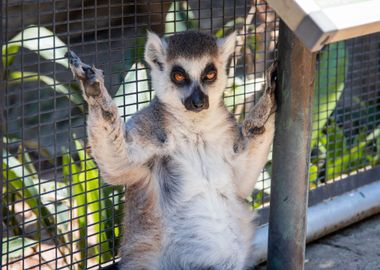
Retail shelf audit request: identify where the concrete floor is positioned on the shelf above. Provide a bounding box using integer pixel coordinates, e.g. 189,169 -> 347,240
257,214 -> 380,270
305,214 -> 380,270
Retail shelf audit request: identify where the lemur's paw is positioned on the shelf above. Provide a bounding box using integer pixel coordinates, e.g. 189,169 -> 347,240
242,100 -> 270,137
243,62 -> 277,137
66,50 -> 104,97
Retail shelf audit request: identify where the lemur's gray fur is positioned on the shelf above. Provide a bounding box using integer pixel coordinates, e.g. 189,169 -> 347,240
67,30 -> 277,270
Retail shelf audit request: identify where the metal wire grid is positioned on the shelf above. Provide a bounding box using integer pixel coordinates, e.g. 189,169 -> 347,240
1,1 -> 276,269
309,33 -> 380,205
2,0 -> 379,269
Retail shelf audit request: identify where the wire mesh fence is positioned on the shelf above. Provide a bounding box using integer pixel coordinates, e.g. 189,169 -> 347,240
1,0 -> 379,269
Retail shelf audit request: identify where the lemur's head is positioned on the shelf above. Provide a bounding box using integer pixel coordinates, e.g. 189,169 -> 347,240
144,30 -> 236,113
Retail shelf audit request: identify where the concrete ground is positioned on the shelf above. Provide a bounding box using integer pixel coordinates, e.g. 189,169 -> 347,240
257,214 -> 380,270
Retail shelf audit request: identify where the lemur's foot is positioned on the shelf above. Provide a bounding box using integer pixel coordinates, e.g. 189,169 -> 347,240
66,50 -> 104,97
243,61 -> 277,137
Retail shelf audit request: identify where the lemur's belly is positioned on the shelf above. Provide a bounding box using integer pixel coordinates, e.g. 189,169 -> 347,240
158,145 -> 255,270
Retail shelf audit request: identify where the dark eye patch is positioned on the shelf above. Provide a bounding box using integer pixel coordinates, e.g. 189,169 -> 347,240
171,65 -> 190,86
201,63 -> 217,84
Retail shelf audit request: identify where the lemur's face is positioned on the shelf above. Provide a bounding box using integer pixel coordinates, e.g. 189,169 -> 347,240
167,56 -> 219,112
144,31 -> 236,113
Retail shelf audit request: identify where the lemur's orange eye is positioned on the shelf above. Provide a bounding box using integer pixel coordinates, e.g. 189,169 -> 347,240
174,73 -> 185,82
206,71 -> 217,80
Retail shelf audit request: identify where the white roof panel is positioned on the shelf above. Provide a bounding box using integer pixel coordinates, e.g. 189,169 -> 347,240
266,0 -> 380,51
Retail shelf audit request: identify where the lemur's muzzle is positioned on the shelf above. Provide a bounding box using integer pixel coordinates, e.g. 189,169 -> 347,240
184,85 -> 209,112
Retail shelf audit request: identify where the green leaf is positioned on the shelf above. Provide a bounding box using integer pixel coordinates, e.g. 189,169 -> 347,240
2,152 -> 68,251
2,25 -> 68,68
3,151 -> 43,214
252,190 -> 264,209
312,42 -> 347,148
8,71 -> 84,111
324,124 -> 375,180
62,152 -> 87,267
2,236 -> 38,261
215,18 -> 245,38
16,145 -> 37,175
165,1 -> 197,34
325,121 -> 346,161
114,63 -> 152,119
309,164 -> 319,183
74,140 -> 112,263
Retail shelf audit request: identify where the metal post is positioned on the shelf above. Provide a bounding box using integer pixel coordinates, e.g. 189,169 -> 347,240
267,20 -> 316,270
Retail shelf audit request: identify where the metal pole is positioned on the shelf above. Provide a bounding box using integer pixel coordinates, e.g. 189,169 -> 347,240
267,20 -> 316,270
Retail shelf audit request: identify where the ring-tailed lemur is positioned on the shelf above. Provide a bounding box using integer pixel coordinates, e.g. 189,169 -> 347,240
67,30 -> 276,270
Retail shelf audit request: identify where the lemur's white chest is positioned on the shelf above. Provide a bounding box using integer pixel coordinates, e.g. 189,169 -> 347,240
159,124 -> 254,269
173,131 -> 233,197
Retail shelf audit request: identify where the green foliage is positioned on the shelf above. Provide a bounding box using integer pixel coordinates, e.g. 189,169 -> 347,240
2,25 -> 68,68
2,138 -> 124,268
2,145 -> 71,265
309,42 -> 380,185
2,25 -> 83,158
317,122 -> 380,182
312,42 -> 347,148
61,139 -> 124,266
2,150 -> 65,243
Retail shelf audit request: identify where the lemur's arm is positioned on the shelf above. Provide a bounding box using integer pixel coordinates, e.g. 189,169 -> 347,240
67,51 -> 160,185
233,62 -> 277,198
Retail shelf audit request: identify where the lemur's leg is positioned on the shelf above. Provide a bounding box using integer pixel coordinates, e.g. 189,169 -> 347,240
234,62 -> 277,198
67,51 -> 152,185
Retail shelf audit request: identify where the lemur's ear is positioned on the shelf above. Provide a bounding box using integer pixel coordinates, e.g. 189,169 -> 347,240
217,31 -> 236,63
144,31 -> 167,71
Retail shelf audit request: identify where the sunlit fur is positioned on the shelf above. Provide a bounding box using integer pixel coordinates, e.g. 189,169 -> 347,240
69,30 -> 276,270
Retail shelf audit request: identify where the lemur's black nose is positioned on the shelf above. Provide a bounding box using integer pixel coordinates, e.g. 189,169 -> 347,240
192,96 -> 205,109
184,85 -> 209,112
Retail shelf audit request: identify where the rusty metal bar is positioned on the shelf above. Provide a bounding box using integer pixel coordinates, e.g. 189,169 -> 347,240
267,20 -> 317,270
